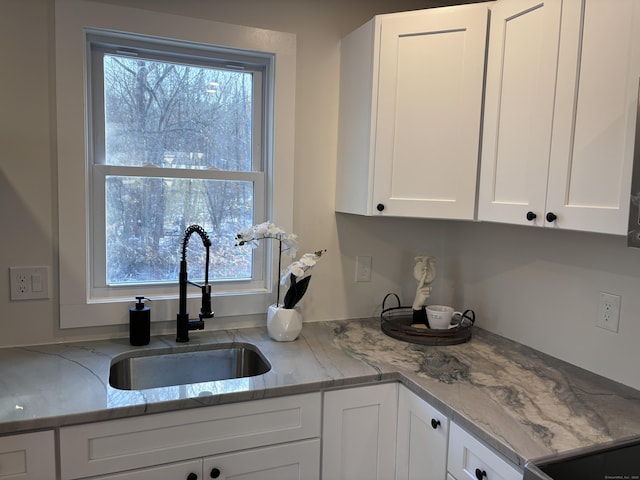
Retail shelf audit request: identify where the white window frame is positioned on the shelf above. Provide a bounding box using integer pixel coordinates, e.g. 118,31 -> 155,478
88,32 -> 268,296
55,0 -> 296,328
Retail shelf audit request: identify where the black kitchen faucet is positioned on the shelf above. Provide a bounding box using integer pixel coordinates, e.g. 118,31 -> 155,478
176,225 -> 215,342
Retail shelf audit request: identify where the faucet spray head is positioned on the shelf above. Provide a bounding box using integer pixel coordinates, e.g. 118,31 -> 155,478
181,225 -> 212,261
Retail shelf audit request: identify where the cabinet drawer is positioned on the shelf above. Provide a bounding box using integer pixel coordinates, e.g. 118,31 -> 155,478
448,423 -> 522,480
90,459 -> 201,480
0,430 -> 55,480
60,393 -> 321,479
204,438 -> 320,480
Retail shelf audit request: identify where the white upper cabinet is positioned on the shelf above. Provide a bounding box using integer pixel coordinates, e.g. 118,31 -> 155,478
478,0 -> 563,227
479,0 -> 640,235
335,4 -> 490,219
547,0 -> 640,234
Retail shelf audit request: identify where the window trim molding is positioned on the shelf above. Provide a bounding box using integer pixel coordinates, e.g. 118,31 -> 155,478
55,0 -> 296,329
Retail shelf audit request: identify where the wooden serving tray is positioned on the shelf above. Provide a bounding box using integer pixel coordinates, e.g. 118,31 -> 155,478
380,306 -> 474,346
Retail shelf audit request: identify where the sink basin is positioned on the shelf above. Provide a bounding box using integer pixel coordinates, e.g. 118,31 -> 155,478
109,343 -> 271,390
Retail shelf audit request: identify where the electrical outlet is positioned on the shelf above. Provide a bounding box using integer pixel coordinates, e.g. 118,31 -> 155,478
10,267 -> 50,300
355,256 -> 372,282
596,292 -> 621,332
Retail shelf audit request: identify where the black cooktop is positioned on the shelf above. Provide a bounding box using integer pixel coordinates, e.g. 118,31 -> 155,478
523,437 -> 640,480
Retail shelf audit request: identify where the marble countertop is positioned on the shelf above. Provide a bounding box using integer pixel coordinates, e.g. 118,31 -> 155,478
2,318 -> 640,468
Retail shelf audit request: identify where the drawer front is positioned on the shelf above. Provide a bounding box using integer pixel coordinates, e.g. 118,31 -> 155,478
204,438 -> 320,480
448,423 -> 522,480
91,459 -> 202,480
60,393 -> 321,479
0,430 -> 56,480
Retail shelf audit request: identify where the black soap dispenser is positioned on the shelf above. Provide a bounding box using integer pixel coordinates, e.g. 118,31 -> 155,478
129,296 -> 150,346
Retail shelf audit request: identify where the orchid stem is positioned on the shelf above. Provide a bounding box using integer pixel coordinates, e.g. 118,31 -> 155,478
276,238 -> 282,308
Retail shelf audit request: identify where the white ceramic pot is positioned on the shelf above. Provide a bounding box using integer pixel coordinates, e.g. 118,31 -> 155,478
266,305 -> 302,341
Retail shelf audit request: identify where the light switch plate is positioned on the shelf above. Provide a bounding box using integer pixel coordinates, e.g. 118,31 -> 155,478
355,256 -> 372,282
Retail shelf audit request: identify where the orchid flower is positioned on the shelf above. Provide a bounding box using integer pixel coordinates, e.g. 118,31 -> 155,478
235,223 -> 324,309
236,222 -> 299,257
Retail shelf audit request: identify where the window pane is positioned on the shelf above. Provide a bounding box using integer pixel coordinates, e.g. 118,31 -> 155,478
103,54 -> 253,171
105,176 -> 253,285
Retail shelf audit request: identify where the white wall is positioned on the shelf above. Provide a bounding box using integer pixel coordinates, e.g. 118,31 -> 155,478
0,0 -> 438,345
451,221 -> 640,390
1,0 -> 640,391
396,219 -> 640,390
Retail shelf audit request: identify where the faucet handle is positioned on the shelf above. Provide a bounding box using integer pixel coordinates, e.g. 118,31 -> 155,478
190,318 -> 205,330
200,284 -> 214,319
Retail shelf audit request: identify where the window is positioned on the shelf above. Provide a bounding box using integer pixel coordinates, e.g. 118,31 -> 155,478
89,33 -> 267,293
56,0 -> 296,328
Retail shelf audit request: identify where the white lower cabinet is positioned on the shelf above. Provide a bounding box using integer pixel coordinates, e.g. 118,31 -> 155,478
447,422 -> 522,480
92,440 -> 321,480
396,386 -> 449,480
203,438 -> 320,480
321,383 -> 398,480
59,393 -> 321,480
322,383 -> 523,480
86,459 -> 202,480
0,430 -> 56,479
55,383 -> 525,480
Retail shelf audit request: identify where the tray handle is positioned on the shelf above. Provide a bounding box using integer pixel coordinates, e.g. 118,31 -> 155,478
381,292 -> 401,311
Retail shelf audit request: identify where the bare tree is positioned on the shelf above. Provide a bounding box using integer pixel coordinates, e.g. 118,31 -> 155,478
103,55 -> 254,283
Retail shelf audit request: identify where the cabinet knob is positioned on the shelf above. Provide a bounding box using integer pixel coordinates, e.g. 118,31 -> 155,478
546,212 -> 557,222
430,418 -> 441,429
187,473 -> 198,480
475,468 -> 487,480
526,211 -> 537,221
210,468 -> 221,479
376,203 -> 385,212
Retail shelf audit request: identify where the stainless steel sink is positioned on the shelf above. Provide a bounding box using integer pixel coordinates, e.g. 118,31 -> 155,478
109,343 -> 271,390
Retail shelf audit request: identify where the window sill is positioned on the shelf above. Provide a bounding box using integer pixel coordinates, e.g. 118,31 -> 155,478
60,291 -> 273,329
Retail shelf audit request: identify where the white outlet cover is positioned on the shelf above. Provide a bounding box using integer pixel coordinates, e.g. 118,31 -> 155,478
596,291 -> 621,333
10,266 -> 50,301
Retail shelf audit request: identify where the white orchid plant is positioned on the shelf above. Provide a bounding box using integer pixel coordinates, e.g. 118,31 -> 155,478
236,222 -> 326,309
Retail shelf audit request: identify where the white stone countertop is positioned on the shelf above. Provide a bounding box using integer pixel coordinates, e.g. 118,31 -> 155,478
1,318 -> 640,469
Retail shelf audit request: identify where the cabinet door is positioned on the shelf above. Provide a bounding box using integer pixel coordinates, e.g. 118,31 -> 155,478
478,0 -> 563,226
91,459 -> 201,480
448,423 -> 522,480
204,439 -> 320,480
335,18 -> 377,216
322,383 -> 397,480
396,387 -> 449,480
374,4 -> 488,219
0,431 -> 56,480
546,0 -> 640,234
